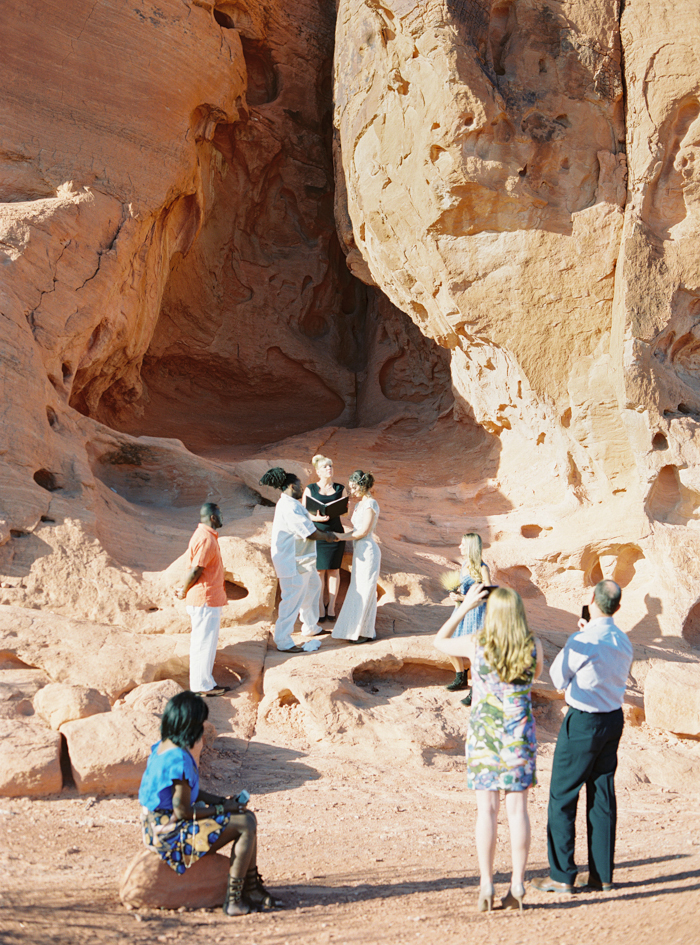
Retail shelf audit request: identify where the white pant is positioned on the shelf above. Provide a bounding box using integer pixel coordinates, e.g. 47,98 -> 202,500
187,605 -> 221,692
275,569 -> 322,650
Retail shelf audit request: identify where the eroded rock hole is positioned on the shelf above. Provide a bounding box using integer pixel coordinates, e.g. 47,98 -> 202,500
46,406 -> 58,429
353,660 -> 452,690
60,733 -> 75,789
278,689 -> 300,707
682,600 -> 700,647
647,464 -> 681,522
652,431 -> 669,450
225,579 -> 249,601
33,469 -> 60,492
241,38 -> 278,105
521,524 -> 542,539
213,8 -> 235,29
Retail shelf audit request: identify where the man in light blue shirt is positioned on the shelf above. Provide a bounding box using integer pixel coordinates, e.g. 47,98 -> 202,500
533,580 -> 633,895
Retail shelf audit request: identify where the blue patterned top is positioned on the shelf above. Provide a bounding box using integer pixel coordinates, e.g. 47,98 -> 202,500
138,743 -> 199,812
454,563 -> 487,637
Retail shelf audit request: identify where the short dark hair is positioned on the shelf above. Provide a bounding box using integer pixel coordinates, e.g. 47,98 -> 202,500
594,579 -> 621,616
160,691 -> 209,749
200,502 -> 220,522
260,467 -> 298,491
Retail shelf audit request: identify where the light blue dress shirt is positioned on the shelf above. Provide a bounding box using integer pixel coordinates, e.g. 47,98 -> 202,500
550,616 -> 633,713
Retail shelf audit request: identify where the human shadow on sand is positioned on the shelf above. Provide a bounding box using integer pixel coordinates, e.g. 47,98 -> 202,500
286,852 -> 697,907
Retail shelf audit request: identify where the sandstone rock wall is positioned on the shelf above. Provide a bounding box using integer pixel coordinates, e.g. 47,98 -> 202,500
333,0 -> 700,642
1,0 -> 700,798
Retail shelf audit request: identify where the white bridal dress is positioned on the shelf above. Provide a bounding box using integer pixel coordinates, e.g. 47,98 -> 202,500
332,496 -> 380,641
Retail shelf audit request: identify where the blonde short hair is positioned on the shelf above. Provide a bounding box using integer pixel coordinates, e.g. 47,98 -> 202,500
479,587 -> 535,683
312,454 -> 333,471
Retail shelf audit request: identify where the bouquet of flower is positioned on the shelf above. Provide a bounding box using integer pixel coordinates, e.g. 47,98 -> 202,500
438,570 -> 462,593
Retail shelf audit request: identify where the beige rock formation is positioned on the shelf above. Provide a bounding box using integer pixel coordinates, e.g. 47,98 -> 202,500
1,0 -> 700,802
0,668 -> 48,720
33,683 -> 111,730
0,720 -> 62,797
120,849 -> 230,910
644,661 -> 700,736
61,708 -> 163,795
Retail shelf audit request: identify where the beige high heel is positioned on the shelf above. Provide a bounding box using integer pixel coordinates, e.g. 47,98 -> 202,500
501,885 -> 525,912
477,885 -> 494,912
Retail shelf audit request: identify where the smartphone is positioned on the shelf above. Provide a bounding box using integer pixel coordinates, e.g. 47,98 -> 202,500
482,585 -> 498,598
581,605 -> 590,622
236,789 -> 251,806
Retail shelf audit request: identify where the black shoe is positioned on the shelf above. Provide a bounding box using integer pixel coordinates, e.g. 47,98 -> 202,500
446,671 -> 469,691
460,689 -> 473,706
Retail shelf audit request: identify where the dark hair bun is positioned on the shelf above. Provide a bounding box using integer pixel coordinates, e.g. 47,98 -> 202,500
349,469 -> 374,491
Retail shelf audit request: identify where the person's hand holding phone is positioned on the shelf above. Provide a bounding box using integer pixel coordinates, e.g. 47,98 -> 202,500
463,582 -> 489,608
578,604 -> 591,631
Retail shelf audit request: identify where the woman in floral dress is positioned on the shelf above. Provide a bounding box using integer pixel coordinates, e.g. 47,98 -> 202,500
435,585 -> 543,913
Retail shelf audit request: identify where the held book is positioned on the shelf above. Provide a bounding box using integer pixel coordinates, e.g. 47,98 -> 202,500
305,494 -> 349,518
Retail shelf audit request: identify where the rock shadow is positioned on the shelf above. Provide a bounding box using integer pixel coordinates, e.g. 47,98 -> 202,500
235,741 -> 321,796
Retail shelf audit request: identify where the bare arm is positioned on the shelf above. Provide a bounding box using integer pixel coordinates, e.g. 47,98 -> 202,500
309,528 -> 338,542
481,563 -> 491,583
171,781 -> 246,821
434,584 -> 487,658
175,565 -> 203,600
533,637 -> 543,681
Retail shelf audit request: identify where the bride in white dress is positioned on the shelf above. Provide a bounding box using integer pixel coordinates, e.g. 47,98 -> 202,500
332,470 -> 380,643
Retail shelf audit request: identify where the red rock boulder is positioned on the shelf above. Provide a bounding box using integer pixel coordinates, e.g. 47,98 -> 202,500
119,848 -> 229,910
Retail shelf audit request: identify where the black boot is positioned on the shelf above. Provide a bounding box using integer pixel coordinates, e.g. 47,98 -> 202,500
460,688 -> 473,706
223,876 -> 250,916
243,867 -> 283,911
446,671 -> 469,691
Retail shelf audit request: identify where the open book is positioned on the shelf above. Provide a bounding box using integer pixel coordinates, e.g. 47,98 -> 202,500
305,494 -> 349,518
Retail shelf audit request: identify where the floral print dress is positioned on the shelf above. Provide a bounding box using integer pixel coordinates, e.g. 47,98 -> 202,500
465,644 -> 537,791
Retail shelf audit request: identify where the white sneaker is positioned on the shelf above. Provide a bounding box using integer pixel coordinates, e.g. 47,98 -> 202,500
300,625 -> 324,637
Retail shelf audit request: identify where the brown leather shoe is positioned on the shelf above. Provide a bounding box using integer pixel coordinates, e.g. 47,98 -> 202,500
576,875 -> 613,892
531,876 -> 575,894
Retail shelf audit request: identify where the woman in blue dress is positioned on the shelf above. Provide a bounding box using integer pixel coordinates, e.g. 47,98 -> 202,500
435,585 -> 543,913
445,533 -> 491,704
139,691 -> 279,915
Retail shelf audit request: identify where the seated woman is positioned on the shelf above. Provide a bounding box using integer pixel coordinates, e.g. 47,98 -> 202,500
139,690 -> 279,916
434,585 -> 543,912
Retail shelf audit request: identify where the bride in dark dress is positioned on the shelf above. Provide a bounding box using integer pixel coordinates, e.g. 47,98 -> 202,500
302,455 -> 346,622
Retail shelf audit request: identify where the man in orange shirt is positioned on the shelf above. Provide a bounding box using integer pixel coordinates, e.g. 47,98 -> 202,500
175,503 -> 229,696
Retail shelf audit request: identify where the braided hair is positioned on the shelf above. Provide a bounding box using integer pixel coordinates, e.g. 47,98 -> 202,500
260,467 -> 298,490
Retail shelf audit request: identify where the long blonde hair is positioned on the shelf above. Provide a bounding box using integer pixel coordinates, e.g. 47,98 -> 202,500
479,587 -> 535,683
462,532 -> 483,583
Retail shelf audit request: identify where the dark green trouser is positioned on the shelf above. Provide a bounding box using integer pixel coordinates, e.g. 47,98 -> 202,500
547,706 -> 624,886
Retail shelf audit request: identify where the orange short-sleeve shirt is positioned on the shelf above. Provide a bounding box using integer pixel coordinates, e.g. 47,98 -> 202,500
185,524 -> 227,608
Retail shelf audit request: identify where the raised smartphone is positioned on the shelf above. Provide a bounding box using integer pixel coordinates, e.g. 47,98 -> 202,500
581,605 -> 590,622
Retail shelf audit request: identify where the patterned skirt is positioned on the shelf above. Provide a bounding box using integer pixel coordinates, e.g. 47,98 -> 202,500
141,807 -> 232,874
465,691 -> 537,792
